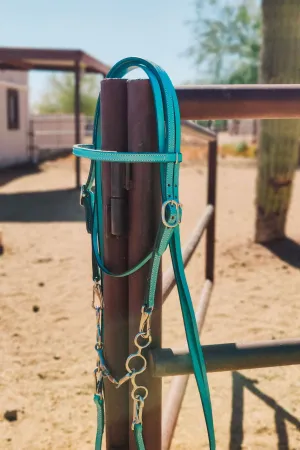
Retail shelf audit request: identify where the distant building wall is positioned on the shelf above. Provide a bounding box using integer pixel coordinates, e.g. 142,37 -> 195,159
30,114 -> 86,150
0,70 -> 29,168
0,70 -> 88,169
29,114 -> 86,162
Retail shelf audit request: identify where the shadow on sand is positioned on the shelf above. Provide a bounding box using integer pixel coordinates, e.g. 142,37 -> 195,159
0,188 -> 84,222
230,372 -> 300,450
0,164 -> 42,189
263,238 -> 300,269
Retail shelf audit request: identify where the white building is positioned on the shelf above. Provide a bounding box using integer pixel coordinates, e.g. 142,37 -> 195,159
0,70 -> 29,168
0,48 -> 109,177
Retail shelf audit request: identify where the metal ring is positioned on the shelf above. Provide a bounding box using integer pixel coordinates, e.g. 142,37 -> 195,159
131,385 -> 148,401
125,353 -> 147,375
134,332 -> 152,350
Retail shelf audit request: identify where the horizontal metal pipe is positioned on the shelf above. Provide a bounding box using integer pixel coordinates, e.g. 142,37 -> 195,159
181,120 -> 217,142
176,84 -> 300,120
194,279 -> 213,330
150,339 -> 300,377
163,205 -> 214,301
162,280 -> 213,450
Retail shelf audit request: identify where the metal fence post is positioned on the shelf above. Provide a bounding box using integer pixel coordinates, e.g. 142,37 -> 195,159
206,139 -> 217,282
74,60 -> 81,188
101,78 -> 130,450
127,79 -> 162,450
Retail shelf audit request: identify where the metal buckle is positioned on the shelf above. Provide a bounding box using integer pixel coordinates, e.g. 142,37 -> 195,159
161,200 -> 182,228
79,185 -> 86,206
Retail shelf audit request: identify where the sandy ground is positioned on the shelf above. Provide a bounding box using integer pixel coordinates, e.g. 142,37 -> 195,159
0,155 -> 300,450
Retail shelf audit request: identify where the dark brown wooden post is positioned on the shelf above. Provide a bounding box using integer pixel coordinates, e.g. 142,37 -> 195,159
206,139 -> 217,282
127,80 -> 162,450
74,60 -> 81,188
101,79 -> 130,450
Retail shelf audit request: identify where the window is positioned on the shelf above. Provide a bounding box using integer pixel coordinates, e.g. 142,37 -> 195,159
7,89 -> 20,130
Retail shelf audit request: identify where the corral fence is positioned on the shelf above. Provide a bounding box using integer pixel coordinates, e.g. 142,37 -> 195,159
94,82 -> 300,450
28,114 -> 87,163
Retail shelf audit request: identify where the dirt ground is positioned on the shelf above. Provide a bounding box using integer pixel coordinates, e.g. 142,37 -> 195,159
0,155 -> 300,450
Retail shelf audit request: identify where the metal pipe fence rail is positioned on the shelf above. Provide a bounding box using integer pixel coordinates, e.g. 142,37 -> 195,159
176,84 -> 300,119
150,339 -> 300,377
162,205 -> 214,301
75,84 -> 300,186
98,81 -> 300,450
162,279 -> 213,450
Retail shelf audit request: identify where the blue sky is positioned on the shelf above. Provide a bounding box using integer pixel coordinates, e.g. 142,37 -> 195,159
0,0 -> 198,105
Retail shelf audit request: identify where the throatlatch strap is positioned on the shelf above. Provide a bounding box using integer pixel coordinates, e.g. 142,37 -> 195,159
73,57 -> 216,450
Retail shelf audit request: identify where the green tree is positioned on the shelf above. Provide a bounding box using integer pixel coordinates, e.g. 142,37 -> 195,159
36,73 -> 99,116
186,0 -> 261,84
255,0 -> 300,242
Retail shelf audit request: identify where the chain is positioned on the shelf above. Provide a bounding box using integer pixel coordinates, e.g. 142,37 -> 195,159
120,306 -> 153,428
92,286 -> 153,428
92,282 -> 104,397
92,281 -> 118,397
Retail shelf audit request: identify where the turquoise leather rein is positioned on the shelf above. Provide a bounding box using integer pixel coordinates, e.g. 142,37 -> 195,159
73,57 -> 216,450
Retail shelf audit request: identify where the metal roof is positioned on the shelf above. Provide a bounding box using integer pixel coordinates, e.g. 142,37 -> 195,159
0,47 -> 110,75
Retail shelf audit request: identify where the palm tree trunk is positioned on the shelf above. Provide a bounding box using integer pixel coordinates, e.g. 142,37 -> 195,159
255,0 -> 300,243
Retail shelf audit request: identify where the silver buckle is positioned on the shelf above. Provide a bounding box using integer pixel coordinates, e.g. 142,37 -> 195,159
79,185 -> 86,205
161,200 -> 183,228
